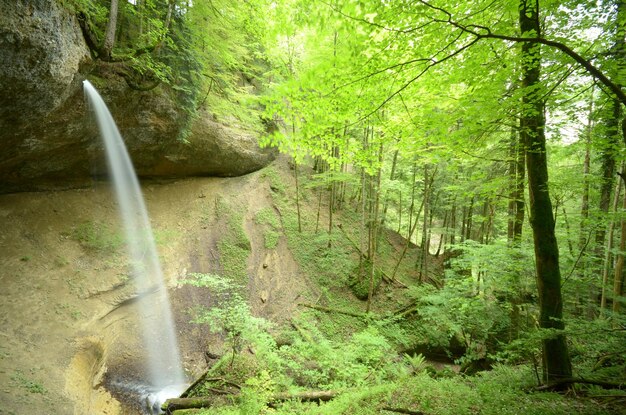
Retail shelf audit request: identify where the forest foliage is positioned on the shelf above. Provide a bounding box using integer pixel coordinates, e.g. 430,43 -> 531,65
66,0 -> 626,413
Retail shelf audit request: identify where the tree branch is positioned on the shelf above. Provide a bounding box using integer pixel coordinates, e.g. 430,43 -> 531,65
298,302 -> 369,318
414,0 -> 626,107
534,378 -> 625,391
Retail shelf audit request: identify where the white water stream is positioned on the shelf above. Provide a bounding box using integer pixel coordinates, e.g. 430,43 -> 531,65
83,80 -> 186,413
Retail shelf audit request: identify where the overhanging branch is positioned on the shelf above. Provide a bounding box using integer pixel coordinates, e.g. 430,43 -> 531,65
414,0 -> 626,107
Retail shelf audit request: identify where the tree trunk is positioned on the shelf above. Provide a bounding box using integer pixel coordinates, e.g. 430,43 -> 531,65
392,167 -> 435,280
465,196 -> 474,241
418,164 -> 431,280
406,162 -> 418,241
450,196 -> 457,245
581,90 -> 595,317
613,171 -> 626,313
328,173 -> 335,248
508,127 -> 517,242
610,0 -> 626,314
295,160 -> 302,233
397,190 -> 403,235
381,148 -> 400,229
460,206 -> 467,243
366,143 -> 384,313
519,0 -> 571,382
436,210 -> 448,257
513,126 -> 526,243
601,174 -> 622,312
102,0 -> 119,60
315,189 -> 322,234
562,207 -> 575,258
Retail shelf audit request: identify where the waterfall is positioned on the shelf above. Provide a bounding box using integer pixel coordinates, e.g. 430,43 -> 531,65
83,80 -> 186,412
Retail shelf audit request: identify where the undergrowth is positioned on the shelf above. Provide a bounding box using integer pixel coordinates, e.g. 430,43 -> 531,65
183,303 -> 621,415
177,164 -> 625,415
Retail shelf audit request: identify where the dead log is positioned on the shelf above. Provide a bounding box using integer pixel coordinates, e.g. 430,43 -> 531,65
382,407 -> 426,415
271,390 -> 338,403
162,396 -> 222,412
163,390 -> 338,412
298,302 -> 369,318
180,375 -> 241,398
534,378 -> 625,392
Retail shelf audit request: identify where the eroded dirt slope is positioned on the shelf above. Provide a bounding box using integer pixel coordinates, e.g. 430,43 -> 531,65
0,159 -> 313,415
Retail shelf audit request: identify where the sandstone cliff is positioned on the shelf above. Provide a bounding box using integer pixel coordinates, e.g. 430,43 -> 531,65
0,0 -> 276,193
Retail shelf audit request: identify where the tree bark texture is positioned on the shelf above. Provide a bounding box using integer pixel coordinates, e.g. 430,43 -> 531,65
519,0 -> 572,382
102,0 -> 119,60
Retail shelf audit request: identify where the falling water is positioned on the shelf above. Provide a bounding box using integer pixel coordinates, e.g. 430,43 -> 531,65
83,80 -> 186,412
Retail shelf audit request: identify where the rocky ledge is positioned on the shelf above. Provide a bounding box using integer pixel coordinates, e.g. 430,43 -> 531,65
0,0 -> 276,194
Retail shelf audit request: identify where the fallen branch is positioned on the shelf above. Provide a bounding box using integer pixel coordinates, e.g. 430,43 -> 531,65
270,390 -> 338,404
298,302 -> 369,318
393,300 -> 418,317
382,406 -> 426,415
180,375 -> 240,398
534,378 -> 625,392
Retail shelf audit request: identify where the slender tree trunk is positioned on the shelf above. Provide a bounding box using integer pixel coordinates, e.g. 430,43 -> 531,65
514,127 -> 526,243
138,0 -> 143,38
392,168 -> 436,280
419,164 -> 431,280
358,167 -> 366,280
328,177 -> 334,248
291,122 -> 302,233
102,0 -> 120,60
485,203 -> 495,245
600,173 -> 624,315
609,0 -> 626,313
562,208 -> 575,257
508,127 -> 518,243
295,161 -> 302,233
381,148 -> 400,229
519,0 -> 571,382
465,197 -> 474,241
596,0 -> 626,313
436,211 -> 448,257
315,189 -> 322,234
613,171 -> 626,313
366,143 -> 384,313
460,206 -> 467,243
580,92 -> 593,249
581,91 -> 595,317
406,162 -> 418,241
601,174 -> 622,312
450,196 -> 457,245
397,190 -> 403,235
